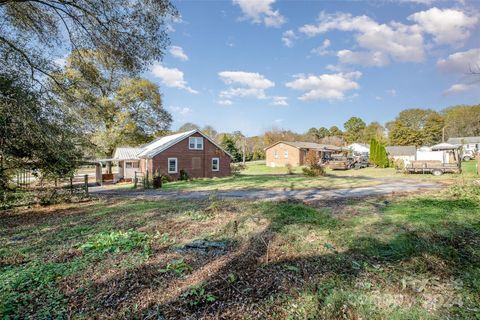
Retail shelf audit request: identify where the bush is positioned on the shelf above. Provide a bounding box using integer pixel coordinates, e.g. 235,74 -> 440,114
303,150 -> 326,177
231,163 -> 246,174
285,163 -> 294,175
179,169 -> 190,181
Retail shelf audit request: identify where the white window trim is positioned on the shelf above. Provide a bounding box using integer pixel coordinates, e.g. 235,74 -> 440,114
284,150 -> 288,158
212,157 -> 220,171
274,150 -> 278,159
168,158 -> 178,173
189,137 -> 204,150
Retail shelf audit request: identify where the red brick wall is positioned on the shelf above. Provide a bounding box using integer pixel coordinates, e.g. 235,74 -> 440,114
147,133 -> 231,180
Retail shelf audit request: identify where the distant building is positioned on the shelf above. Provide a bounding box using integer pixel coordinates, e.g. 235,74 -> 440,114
386,145 -> 417,162
105,130 -> 232,182
265,141 -> 343,167
348,143 -> 370,156
447,136 -> 480,151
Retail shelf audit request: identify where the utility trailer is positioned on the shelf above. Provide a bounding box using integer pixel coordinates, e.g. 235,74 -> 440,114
404,143 -> 461,176
405,160 -> 460,176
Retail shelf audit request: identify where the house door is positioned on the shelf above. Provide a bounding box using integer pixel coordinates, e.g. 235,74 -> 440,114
124,161 -> 140,179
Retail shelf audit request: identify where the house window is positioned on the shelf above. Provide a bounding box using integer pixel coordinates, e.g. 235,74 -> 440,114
274,150 -> 278,159
125,161 -> 139,168
168,158 -> 177,173
212,158 -> 219,171
284,150 -> 288,158
189,137 -> 204,150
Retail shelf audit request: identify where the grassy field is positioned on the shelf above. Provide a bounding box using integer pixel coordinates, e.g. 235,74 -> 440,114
158,160 -> 477,192
1,183 -> 479,319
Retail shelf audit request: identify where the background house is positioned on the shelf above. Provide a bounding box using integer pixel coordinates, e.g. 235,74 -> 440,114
447,136 -> 480,149
386,146 -> 417,162
105,130 -> 231,182
265,141 -> 342,167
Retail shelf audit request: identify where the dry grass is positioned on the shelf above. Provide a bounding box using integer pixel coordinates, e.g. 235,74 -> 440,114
1,184 -> 479,319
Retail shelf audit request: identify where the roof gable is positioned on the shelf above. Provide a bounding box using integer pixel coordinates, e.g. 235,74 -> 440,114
386,145 -> 416,156
137,129 -> 232,159
265,141 -> 344,151
112,147 -> 143,160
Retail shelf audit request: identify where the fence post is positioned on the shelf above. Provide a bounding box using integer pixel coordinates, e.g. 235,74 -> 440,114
84,174 -> 89,196
70,176 -> 73,196
134,172 -> 137,188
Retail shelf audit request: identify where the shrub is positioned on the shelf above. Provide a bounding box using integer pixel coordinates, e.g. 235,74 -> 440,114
285,163 -> 294,175
303,150 -> 326,177
231,163 -> 246,174
179,169 -> 190,181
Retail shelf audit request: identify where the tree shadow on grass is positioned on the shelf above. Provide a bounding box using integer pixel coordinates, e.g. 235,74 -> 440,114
73,197 -> 480,319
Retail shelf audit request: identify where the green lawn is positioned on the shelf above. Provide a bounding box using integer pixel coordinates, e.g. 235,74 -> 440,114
159,160 -> 478,192
1,183 -> 479,318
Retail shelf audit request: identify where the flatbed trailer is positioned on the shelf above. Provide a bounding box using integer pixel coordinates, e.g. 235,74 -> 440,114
405,160 -> 461,176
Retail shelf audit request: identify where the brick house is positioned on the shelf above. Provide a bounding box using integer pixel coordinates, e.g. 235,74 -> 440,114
109,130 -> 232,181
265,141 -> 343,167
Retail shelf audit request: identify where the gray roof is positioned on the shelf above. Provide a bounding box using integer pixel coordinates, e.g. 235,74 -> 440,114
111,129 -> 232,160
447,136 -> 480,144
386,145 -> 416,156
267,141 -> 344,151
431,142 -> 461,150
113,147 -> 143,160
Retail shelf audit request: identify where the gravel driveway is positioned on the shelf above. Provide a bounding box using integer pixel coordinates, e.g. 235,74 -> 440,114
90,180 -> 443,203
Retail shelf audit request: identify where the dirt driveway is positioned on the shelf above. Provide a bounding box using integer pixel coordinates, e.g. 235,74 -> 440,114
91,180 -> 443,203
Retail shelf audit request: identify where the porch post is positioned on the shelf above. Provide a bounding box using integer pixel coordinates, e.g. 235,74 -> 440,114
95,163 -> 102,186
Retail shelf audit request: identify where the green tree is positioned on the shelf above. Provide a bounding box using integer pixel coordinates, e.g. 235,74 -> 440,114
55,51 -> 172,157
369,138 -> 389,168
329,126 -> 343,137
442,104 -> 480,138
387,108 -> 444,146
0,75 -> 82,192
0,0 -> 176,86
363,122 -> 386,144
344,117 -> 366,143
221,134 -> 242,162
318,127 -> 330,139
178,123 -> 200,132
305,128 -> 320,141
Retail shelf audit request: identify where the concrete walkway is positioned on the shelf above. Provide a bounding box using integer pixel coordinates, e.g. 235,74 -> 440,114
90,180 -> 442,203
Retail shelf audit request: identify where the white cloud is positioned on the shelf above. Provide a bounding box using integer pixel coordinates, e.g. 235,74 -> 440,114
169,106 -> 191,115
169,46 -> 189,61
437,48 -> 480,95
150,64 -> 198,94
311,39 -> 331,56
218,99 -> 233,105
437,48 -> 480,74
218,71 -> 285,106
444,83 -> 477,94
272,96 -> 288,106
218,71 -> 274,99
299,12 -> 425,65
337,50 -> 390,67
285,71 -> 362,101
233,0 -> 285,27
408,8 -> 477,46
282,30 -> 297,47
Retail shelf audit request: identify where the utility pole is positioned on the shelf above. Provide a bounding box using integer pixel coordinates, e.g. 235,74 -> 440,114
442,127 -> 445,143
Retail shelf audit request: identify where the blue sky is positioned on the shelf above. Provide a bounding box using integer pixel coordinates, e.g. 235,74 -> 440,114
145,0 -> 480,136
